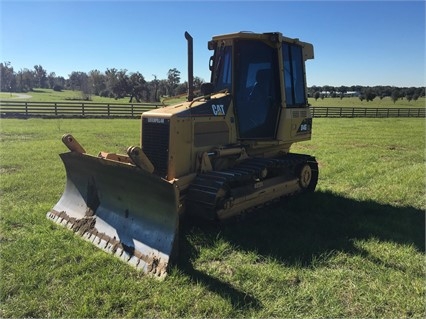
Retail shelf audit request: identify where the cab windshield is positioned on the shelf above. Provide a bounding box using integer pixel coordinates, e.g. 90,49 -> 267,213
211,45 -> 232,92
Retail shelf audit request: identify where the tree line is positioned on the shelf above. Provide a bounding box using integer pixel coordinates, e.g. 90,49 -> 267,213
1,62 -> 424,103
0,62 -> 204,102
308,85 -> 425,103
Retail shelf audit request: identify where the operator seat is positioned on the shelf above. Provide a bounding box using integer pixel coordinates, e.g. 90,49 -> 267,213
246,68 -> 272,128
249,68 -> 271,102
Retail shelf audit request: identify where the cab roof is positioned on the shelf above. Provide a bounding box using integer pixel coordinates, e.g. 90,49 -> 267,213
210,31 -> 314,60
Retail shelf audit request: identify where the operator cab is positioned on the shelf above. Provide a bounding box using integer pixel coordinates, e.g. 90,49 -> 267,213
207,32 -> 313,140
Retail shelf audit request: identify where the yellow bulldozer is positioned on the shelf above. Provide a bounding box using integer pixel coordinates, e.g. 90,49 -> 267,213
47,31 -> 318,278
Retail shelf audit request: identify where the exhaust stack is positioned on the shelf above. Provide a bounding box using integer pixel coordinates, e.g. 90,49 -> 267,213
185,31 -> 194,102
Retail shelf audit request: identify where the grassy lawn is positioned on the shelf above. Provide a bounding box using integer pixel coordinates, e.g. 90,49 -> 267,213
0,118 -> 425,318
0,89 -> 157,104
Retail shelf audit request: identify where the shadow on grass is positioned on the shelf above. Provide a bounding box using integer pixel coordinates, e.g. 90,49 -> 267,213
177,190 -> 425,310
30,89 -> 47,93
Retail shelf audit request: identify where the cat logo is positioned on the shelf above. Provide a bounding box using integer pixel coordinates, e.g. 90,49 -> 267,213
212,104 -> 225,116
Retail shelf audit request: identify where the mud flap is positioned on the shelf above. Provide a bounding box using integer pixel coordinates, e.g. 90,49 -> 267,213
47,152 -> 179,279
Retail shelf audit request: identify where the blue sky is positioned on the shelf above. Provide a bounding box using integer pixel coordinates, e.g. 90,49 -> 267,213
1,0 -> 425,87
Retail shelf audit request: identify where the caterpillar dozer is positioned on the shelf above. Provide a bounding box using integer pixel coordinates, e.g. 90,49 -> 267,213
47,31 -> 318,278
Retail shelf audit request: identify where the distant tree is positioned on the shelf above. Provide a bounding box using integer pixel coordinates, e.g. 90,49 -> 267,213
338,85 -> 348,95
67,71 -> 90,99
406,87 -> 417,96
104,68 -> 130,98
314,91 -> 320,101
88,69 -> 106,96
149,74 -> 160,102
105,68 -> 118,95
158,79 -> 169,98
80,75 -> 91,100
309,85 -> 319,97
19,68 -> 35,92
47,72 -> 56,89
56,76 -> 66,88
363,88 -> 376,102
391,90 -> 400,104
128,72 -> 146,102
109,69 -> 130,99
349,85 -> 362,94
380,86 -> 392,97
68,71 -> 88,91
322,85 -> 333,95
175,82 -> 187,95
167,68 -> 181,96
366,91 -> 376,102
416,87 -> 425,97
0,62 -> 15,92
34,65 -> 47,88
193,76 -> 205,94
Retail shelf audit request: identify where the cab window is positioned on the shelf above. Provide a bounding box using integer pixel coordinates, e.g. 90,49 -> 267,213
234,40 -> 281,139
282,43 -> 307,107
212,46 -> 232,92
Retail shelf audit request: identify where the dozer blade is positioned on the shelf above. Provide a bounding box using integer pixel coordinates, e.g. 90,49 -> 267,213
47,151 -> 179,278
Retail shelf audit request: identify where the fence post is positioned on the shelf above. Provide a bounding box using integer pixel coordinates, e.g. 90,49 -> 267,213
131,104 -> 134,117
107,104 -> 110,117
82,103 -> 85,116
25,102 -> 28,116
54,103 -> 58,116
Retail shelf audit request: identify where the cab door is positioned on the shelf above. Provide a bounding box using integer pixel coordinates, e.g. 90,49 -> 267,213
234,40 -> 281,139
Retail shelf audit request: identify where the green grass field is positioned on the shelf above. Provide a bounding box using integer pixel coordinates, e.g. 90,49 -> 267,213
0,89 -> 155,104
0,117 -> 425,318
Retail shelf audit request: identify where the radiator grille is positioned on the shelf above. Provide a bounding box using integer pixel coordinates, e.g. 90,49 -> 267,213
142,118 -> 170,177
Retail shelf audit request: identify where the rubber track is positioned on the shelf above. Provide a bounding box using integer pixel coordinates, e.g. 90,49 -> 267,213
186,153 -> 317,219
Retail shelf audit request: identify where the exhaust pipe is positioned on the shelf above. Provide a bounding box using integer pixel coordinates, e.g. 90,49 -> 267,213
185,31 -> 194,102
